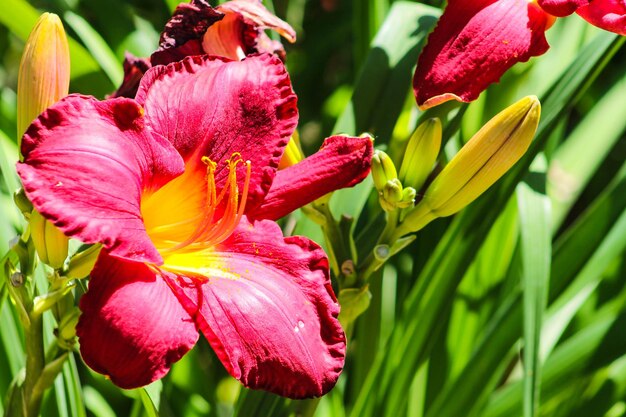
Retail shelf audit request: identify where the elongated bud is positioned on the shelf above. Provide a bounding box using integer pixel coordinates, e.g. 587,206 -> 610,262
371,150 -> 398,191
66,244 -> 101,279
399,118 -> 442,191
19,13 -> 71,268
30,210 -> 68,269
402,96 -> 540,233
17,13 -> 70,142
278,131 -> 304,169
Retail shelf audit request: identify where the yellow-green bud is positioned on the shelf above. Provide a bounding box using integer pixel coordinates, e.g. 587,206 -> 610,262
398,118 -> 442,191
396,187 -> 416,209
66,244 -> 102,279
401,96 -> 540,233
278,131 -> 304,169
382,179 -> 403,203
371,150 -> 398,191
17,13 -> 70,142
30,210 -> 68,269
19,13 -> 71,269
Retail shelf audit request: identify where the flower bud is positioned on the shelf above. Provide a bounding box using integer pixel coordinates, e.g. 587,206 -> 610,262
18,13 -> 71,268
17,13 -> 70,142
401,96 -> 540,233
398,118 -> 442,191
371,150 -> 398,191
278,131 -> 305,169
382,179 -> 403,204
30,210 -> 68,269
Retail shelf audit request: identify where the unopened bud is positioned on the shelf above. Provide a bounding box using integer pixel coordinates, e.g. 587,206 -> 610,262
382,179 -> 403,204
17,13 -> 70,143
30,210 -> 68,269
278,131 -> 305,169
396,187 -> 416,209
371,150 -> 398,191
401,96 -> 540,233
398,118 -> 442,191
66,244 -> 101,279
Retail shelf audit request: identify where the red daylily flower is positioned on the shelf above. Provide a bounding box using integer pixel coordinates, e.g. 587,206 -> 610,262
413,0 -> 552,110
114,0 -> 294,98
17,54 -> 372,398
413,0 -> 625,110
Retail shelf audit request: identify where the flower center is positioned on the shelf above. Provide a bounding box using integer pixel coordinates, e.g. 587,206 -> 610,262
142,153 -> 251,256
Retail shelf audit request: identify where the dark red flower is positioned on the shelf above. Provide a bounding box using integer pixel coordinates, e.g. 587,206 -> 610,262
17,54 -> 372,398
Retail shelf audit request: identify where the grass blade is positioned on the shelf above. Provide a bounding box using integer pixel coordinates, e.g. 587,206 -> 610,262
516,157 -> 551,417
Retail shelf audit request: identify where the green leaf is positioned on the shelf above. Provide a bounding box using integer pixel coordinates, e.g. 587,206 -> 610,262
350,30 -> 624,417
334,2 -> 439,141
516,156 -> 551,417
0,0 -> 103,80
548,72 -> 626,227
63,11 -> 123,86
139,380 -> 163,417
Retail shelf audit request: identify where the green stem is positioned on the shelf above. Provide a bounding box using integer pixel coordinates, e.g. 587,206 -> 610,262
357,210 -> 399,285
24,312 -> 44,417
316,203 -> 357,287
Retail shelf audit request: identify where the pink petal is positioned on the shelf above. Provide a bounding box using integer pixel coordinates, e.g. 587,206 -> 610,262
537,0 -> 589,16
77,253 -> 199,389
166,218 -> 346,398
576,0 -> 626,35
151,0 -> 224,66
413,0 -> 552,110
136,54 -> 298,212
17,95 -> 184,264
252,135 -> 373,221
109,53 -> 151,99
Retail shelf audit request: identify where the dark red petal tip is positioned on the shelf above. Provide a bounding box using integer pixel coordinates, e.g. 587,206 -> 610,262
253,135 -> 373,221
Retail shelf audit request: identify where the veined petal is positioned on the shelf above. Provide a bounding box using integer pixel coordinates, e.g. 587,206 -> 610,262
413,0 -> 552,110
537,0 -> 589,16
165,218 -> 346,398
252,135 -> 373,221
17,95 -> 184,264
151,0 -> 224,66
136,54 -> 298,212
77,253 -> 199,389
109,53 -> 152,99
576,0 -> 626,35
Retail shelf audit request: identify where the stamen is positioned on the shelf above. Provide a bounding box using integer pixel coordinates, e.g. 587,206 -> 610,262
160,153 -> 252,254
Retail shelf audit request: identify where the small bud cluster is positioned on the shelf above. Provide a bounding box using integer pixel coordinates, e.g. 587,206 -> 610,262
371,150 -> 416,212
